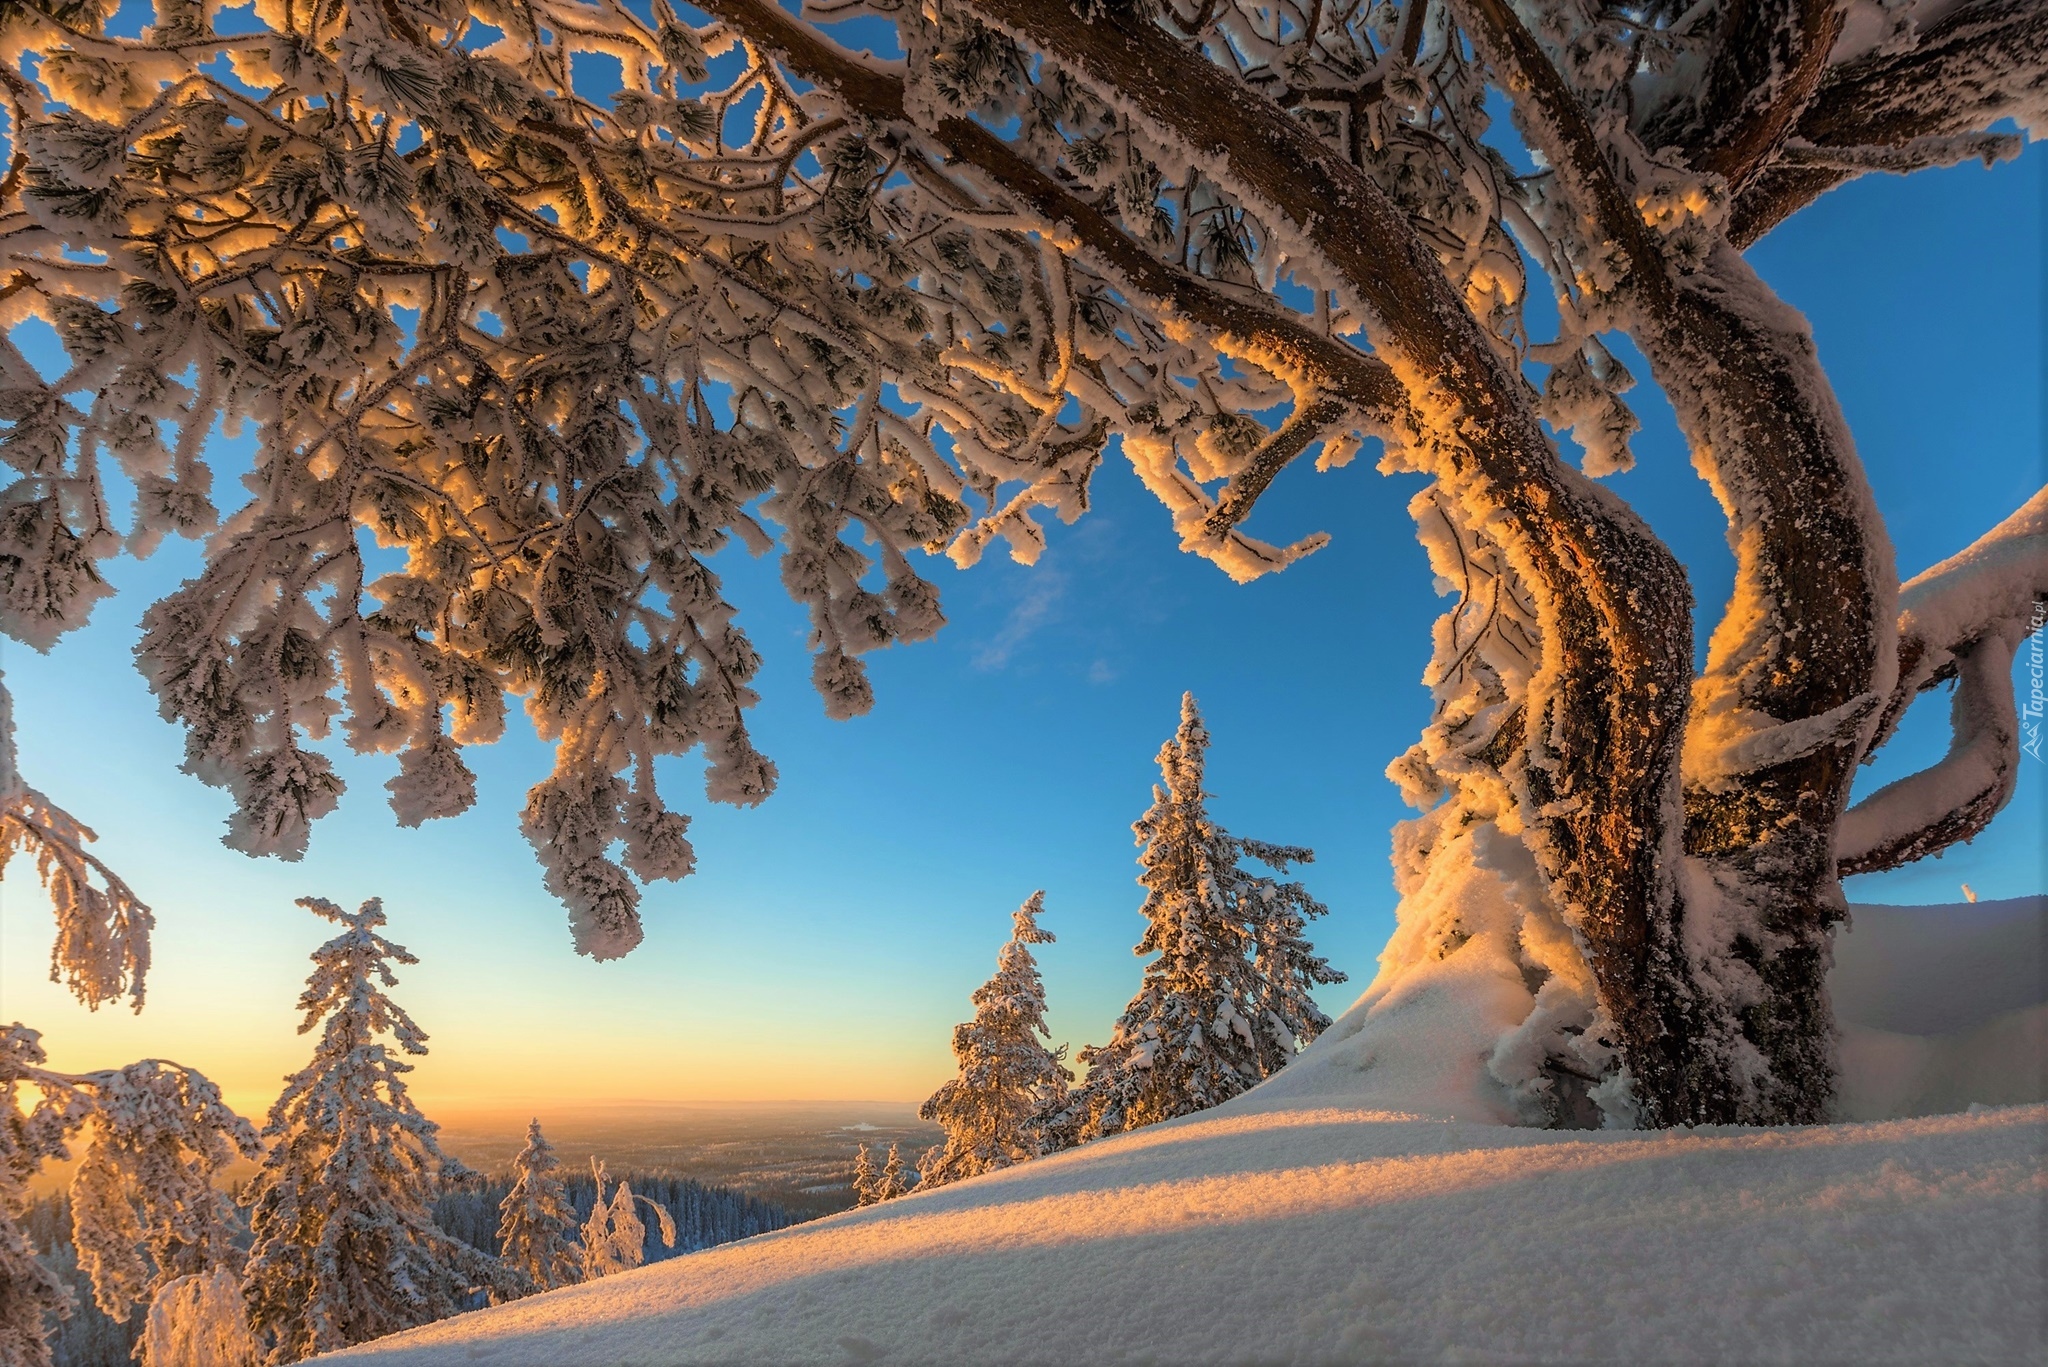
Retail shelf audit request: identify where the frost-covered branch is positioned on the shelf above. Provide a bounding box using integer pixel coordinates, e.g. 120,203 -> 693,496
1637,0 -> 1844,192
1840,486 -> 2048,876
0,675 -> 153,1011
3,0 -> 1393,954
1730,0 -> 2048,244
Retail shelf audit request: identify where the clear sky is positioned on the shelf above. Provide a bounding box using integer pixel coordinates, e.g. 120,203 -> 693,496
1,118 -> 2040,1120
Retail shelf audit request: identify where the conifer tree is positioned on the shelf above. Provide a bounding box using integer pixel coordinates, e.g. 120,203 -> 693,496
1056,695 -> 1345,1142
876,1145 -> 911,1202
495,1121 -> 580,1298
578,1159 -> 675,1280
918,893 -> 1072,1190
850,1145 -> 881,1208
241,897 -> 504,1364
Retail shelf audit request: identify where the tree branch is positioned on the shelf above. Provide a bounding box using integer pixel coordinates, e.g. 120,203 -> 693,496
1731,0 -> 2048,245
1641,0 -> 1844,192
1204,395 -> 1350,538
695,0 -> 1406,538
1838,487 -> 2048,876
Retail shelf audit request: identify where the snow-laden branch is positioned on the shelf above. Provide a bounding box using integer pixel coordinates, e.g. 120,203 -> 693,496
1840,486 -> 2048,875
0,674 -> 153,1011
1730,0 -> 2048,244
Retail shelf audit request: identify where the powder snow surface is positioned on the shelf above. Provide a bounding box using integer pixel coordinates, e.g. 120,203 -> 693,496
328,901 -> 2045,1366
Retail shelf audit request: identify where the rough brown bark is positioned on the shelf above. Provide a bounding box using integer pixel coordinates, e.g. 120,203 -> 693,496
1639,0 -> 1845,193
1729,0 -> 2048,245
1454,0 -> 1888,1122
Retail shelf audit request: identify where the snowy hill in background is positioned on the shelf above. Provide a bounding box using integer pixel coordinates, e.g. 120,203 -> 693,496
1832,897 -> 2046,1121
327,900 -> 2045,1366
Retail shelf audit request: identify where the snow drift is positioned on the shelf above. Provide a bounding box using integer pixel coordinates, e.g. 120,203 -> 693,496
326,898 -> 2045,1366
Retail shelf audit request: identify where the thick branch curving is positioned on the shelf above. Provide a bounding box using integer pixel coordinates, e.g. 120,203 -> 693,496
1841,485 -> 2048,875
955,0 -> 1724,1123
1731,0 -> 2048,245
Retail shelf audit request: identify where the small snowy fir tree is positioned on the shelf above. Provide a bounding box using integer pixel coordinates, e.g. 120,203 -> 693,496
496,1120 -> 581,1298
918,893 -> 1072,1190
850,1145 -> 882,1208
241,897 -> 505,1363
578,1159 -> 675,1279
876,1145 -> 911,1202
0,1023 -> 256,1367
1053,694 -> 1344,1142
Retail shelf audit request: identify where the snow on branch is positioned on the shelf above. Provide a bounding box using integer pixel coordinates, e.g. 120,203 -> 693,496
1839,486 -> 2048,876
2,0 -> 1398,954
0,675 -> 152,1011
1730,0 -> 2048,243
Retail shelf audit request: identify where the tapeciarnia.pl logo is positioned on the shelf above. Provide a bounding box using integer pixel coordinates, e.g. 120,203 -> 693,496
2024,599 -> 2046,763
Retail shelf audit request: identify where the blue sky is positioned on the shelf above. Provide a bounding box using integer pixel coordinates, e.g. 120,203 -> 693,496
0,112 -> 2039,1114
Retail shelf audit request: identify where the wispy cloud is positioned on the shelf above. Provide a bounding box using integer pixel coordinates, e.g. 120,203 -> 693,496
972,570 -> 1065,671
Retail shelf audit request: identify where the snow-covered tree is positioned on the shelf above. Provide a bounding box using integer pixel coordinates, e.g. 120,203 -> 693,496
918,892 -> 1072,1189
577,1159 -> 675,1279
241,896 -> 504,1364
3,0 -> 2042,1127
1054,695 -> 1345,1141
0,1024 -> 257,1367
850,1145 -> 882,1208
495,1120 -> 581,1298
876,1144 -> 911,1202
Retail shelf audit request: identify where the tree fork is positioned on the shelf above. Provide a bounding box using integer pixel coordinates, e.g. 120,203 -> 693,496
1460,0 -> 1895,1123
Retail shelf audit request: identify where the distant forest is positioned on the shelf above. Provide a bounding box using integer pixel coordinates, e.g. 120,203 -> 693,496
28,1173 -> 795,1367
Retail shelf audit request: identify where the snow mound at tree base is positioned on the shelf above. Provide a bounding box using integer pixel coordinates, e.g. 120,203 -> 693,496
328,1101 -> 2045,1366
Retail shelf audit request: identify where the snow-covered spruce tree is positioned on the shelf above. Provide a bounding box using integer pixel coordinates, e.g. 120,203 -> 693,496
850,1145 -> 881,1208
577,1159 -> 676,1279
241,897 -> 505,1364
876,1144 -> 911,1201
495,1120 -> 581,1298
0,1023 -> 258,1367
918,892 -> 1072,1190
1053,694 -> 1344,1141
3,0 -> 2043,1126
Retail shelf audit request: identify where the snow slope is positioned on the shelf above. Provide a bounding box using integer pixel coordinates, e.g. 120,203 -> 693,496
328,898 -> 2045,1367
330,1103 -> 2044,1365
1833,897 -> 2046,1121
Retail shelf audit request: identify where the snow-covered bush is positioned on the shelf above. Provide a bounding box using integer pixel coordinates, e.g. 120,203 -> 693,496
0,1025 -> 257,1367
577,1159 -> 675,1280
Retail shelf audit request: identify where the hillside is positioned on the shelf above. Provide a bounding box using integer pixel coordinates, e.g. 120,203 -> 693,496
326,900 -> 2045,1365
